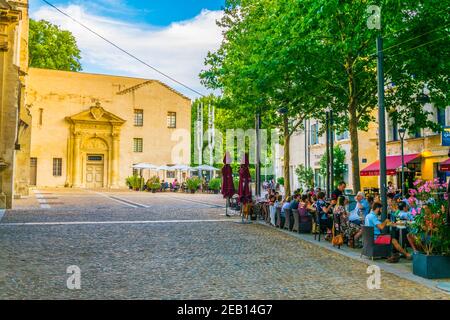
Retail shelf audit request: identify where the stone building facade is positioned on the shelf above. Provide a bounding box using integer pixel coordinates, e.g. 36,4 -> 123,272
27,68 -> 191,189
0,0 -> 30,209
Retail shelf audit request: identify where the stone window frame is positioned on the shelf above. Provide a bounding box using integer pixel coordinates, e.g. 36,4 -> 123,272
134,109 -> 144,127
53,158 -> 62,176
167,112 -> 176,128
133,138 -> 143,153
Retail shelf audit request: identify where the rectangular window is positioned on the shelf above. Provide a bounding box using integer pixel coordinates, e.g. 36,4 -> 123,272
166,171 -> 176,178
134,109 -> 143,126
30,157 -> 37,186
133,138 -> 143,153
310,123 -> 319,145
167,112 -> 176,128
392,119 -> 398,141
53,158 -> 62,176
343,164 -> 349,185
39,108 -> 43,126
87,155 -> 103,162
314,169 -> 323,188
437,108 -> 446,127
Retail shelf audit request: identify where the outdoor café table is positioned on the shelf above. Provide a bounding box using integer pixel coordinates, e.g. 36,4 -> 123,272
391,221 -> 411,248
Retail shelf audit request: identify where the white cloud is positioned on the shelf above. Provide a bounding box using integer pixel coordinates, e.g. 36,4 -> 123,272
30,4 -> 224,99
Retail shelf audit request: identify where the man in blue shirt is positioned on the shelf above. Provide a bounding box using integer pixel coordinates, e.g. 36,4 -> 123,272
356,191 -> 370,218
365,202 -> 411,261
289,194 -> 300,210
281,197 -> 291,218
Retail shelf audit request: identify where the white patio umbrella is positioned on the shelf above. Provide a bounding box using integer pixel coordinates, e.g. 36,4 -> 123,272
171,164 -> 191,171
170,164 -> 191,182
157,165 -> 172,171
193,165 -> 219,180
132,163 -> 158,170
193,165 -> 219,171
132,163 -> 159,190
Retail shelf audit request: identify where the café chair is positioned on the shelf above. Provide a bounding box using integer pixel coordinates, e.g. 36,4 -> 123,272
283,208 -> 293,231
298,207 -> 313,233
361,226 -> 392,260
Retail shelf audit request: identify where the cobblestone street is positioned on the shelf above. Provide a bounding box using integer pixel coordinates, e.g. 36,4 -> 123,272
0,189 -> 448,300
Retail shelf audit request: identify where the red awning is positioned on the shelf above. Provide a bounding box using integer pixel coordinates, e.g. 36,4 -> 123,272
440,158 -> 450,172
360,154 -> 421,176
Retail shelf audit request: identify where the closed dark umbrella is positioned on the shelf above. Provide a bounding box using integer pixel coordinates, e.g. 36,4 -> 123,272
221,152 -> 235,198
221,152 -> 235,216
238,153 -> 252,205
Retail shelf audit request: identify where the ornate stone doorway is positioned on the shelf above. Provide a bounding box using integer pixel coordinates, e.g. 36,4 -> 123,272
65,103 -> 126,188
86,154 -> 104,188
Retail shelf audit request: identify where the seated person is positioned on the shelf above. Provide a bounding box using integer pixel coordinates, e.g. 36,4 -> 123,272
281,197 -> 292,218
289,194 -> 300,210
160,180 -> 168,191
393,201 -> 413,222
172,179 -> 179,191
365,202 -> 411,262
314,192 -> 333,231
299,194 -> 313,216
407,221 -> 430,255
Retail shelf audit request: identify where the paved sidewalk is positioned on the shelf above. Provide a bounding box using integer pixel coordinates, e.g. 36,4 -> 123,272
257,220 -> 450,295
1,189 -> 449,299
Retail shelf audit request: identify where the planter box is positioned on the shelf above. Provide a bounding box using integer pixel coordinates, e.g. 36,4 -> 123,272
413,252 -> 450,279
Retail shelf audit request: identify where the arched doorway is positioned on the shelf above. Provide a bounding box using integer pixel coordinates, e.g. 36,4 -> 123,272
66,103 -> 126,188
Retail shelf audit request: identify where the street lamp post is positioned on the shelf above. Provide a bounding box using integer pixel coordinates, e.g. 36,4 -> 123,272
377,35 -> 388,217
255,111 -> 261,197
398,128 -> 406,197
447,148 -> 450,226
329,108 -> 334,192
325,110 -> 330,198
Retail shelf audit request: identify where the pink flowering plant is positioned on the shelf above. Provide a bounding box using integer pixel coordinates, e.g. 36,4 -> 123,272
409,179 -> 450,256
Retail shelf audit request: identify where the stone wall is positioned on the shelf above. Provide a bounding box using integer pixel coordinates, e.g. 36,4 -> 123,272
0,0 -> 29,208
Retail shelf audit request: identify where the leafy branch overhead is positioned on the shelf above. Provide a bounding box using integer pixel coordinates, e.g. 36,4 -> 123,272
201,0 -> 449,193
29,19 -> 82,71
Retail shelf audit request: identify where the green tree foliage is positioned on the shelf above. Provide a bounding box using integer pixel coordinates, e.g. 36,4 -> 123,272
295,164 -> 314,189
191,95 -> 274,180
29,19 -> 82,71
200,0 -> 326,196
202,0 -> 449,193
319,145 -> 347,188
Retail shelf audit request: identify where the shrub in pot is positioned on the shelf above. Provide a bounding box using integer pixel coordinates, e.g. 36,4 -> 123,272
147,176 -> 161,193
150,183 -> 161,193
208,178 -> 221,194
126,175 -> 142,191
186,177 -> 201,193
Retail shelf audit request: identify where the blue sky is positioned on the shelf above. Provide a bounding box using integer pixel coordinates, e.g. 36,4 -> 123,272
31,0 -> 225,25
29,0 -> 226,98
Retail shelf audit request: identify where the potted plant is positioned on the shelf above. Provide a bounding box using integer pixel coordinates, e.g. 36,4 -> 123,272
125,176 -> 133,190
208,178 -> 221,194
409,179 -> 450,279
126,175 -> 142,191
147,176 -> 161,193
186,177 -> 201,193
